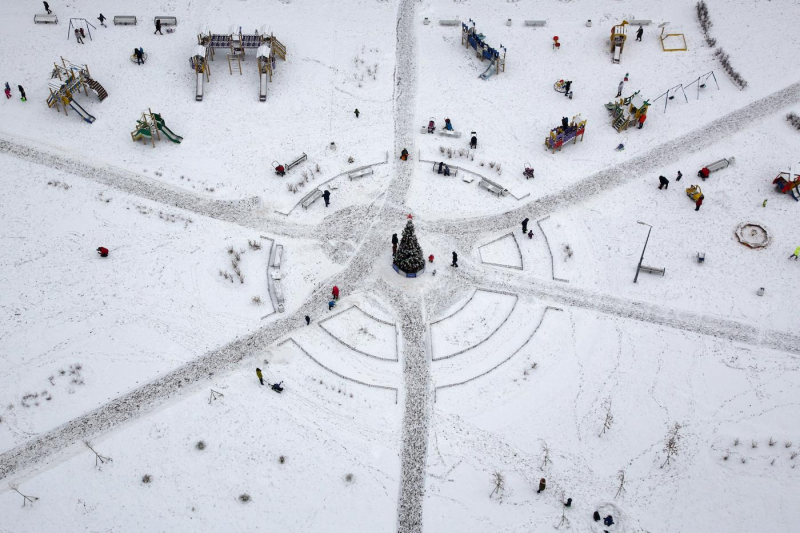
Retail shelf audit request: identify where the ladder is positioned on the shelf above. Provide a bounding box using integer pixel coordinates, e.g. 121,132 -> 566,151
271,35 -> 287,60
227,53 -> 242,75
85,77 -> 108,101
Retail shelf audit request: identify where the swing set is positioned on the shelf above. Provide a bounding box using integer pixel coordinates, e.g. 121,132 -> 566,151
68,18 -> 96,41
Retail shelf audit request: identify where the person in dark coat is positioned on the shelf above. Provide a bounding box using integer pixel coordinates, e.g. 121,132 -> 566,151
438,162 -> 444,174
604,515 -> 614,527
400,148 -> 409,161
443,165 -> 450,176
135,47 -> 144,65
4,82 -> 10,99
676,170 -> 682,182
256,367 -> 264,385
564,80 -> 572,96
593,511 -> 601,522
564,498 -> 572,507
392,233 -> 398,256
561,117 -> 569,130
451,251 -> 458,268
98,13 -> 106,27
96,246 -> 109,257
305,315 -> 311,325
617,80 -> 624,97
43,1 -> 51,14
271,381 -> 284,393
470,134 -> 477,149
79,28 -> 86,39
528,230 -> 533,239
322,190 -> 331,207
537,478 -> 546,493
522,218 -> 529,234
154,19 -> 163,35
636,26 -> 644,41
658,175 -> 669,190
18,85 -> 26,101
354,108 -> 360,118
74,29 -> 84,44
695,195 -> 704,211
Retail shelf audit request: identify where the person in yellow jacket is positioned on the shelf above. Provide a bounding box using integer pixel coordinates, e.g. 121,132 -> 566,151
790,246 -> 800,261
256,367 -> 264,385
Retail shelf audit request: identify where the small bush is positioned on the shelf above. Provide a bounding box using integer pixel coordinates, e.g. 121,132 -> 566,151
142,474 -> 152,483
769,438 -> 776,447
348,156 -> 355,164
248,240 -> 262,250
252,296 -> 262,305
751,440 -> 758,449
239,493 -> 251,503
733,438 -> 740,446
786,441 -> 793,448
196,440 -> 206,450
344,473 -> 354,483
787,112 -> 800,131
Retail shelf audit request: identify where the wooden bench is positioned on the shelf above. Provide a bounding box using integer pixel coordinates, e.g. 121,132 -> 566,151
639,265 -> 665,276
348,168 -> 373,180
269,244 -> 284,269
301,189 -> 323,209
34,14 -> 58,24
439,129 -> 462,138
286,152 -> 308,172
439,20 -> 460,26
629,19 -> 652,26
706,157 -> 734,172
114,15 -> 137,25
524,20 -> 547,27
431,162 -> 458,177
154,16 -> 177,26
478,178 -> 505,196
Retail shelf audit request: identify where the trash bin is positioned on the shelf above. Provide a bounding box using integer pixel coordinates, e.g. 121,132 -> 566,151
757,287 -> 765,296
586,20 -> 592,27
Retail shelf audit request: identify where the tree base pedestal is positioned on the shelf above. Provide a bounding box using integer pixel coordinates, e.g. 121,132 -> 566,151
392,263 -> 424,278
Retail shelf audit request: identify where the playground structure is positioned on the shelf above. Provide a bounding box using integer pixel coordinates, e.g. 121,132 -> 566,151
772,170 -> 800,201
46,57 -> 107,124
194,27 -> 287,102
610,21 -> 628,64
544,114 -> 587,153
130,109 -> 183,147
659,22 -> 687,52
686,184 -> 704,202
461,20 -> 507,80
604,91 -> 650,132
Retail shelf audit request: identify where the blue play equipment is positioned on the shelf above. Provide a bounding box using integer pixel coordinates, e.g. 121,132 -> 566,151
461,20 -> 507,80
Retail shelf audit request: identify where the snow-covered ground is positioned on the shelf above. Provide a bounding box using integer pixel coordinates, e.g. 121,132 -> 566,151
2,0 -> 800,532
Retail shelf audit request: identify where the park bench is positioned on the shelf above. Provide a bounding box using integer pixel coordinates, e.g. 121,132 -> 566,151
269,244 -> 284,269
478,178 -> 506,196
114,15 -> 137,25
439,129 -> 462,138
348,168 -> 373,180
524,20 -> 547,27
439,20 -> 460,26
286,152 -> 307,172
699,157 -> 734,179
301,189 -> 323,209
154,16 -> 178,26
629,19 -> 652,26
431,162 -> 458,177
34,14 -> 59,24
638,265 -> 665,276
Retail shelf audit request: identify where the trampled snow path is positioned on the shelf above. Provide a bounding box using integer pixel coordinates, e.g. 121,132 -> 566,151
461,265 -> 800,355
422,81 -> 800,238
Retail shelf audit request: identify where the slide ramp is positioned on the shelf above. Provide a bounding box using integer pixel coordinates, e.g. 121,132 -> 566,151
158,124 -> 183,143
196,72 -> 204,101
69,101 -> 96,123
259,71 -> 267,102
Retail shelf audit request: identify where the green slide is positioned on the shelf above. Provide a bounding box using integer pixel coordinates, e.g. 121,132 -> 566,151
151,113 -> 183,144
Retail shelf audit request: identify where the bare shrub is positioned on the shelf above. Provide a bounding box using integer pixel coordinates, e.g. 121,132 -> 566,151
344,473 -> 354,483
489,471 -> 505,500
279,455 -> 286,464
248,240 -> 262,250
196,440 -> 206,450
252,296 -> 262,305
661,422 -> 683,468
142,474 -> 152,483
787,112 -> 800,131
239,493 -> 251,503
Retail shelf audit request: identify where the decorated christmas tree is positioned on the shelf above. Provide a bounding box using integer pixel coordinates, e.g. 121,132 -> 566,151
394,216 -> 425,274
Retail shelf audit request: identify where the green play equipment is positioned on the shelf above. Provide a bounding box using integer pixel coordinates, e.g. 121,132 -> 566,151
131,109 -> 183,147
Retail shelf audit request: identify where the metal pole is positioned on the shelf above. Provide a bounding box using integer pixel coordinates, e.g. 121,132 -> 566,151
633,223 -> 652,283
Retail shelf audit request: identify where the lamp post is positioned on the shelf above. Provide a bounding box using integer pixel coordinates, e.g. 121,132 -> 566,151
633,221 -> 652,284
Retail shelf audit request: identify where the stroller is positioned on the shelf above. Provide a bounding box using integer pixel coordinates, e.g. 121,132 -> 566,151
523,164 -> 535,179
427,118 -> 435,134
273,161 -> 285,176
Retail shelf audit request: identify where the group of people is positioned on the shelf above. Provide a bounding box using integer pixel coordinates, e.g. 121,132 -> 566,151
4,83 -> 26,101
255,368 -> 284,393
436,161 -> 452,176
658,171 -> 703,210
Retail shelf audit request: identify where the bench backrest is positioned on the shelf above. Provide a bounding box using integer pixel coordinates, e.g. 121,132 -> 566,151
629,19 -> 652,25
155,16 -> 178,26
34,14 -> 58,24
114,16 -> 137,25
439,20 -> 460,26
524,20 -> 546,26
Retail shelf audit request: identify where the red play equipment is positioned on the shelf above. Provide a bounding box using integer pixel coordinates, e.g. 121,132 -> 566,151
772,171 -> 800,201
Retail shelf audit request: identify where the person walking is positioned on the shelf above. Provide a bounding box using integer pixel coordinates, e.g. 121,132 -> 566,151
332,286 -> 339,300
695,194 -> 704,211
564,80 -> 572,96
392,233 -> 398,256
328,300 -> 336,311
17,85 -> 26,102
74,29 -> 84,44
637,113 -> 647,129
451,251 -> 458,268
305,315 -> 311,325
428,254 -> 434,263
154,18 -> 163,35
4,82 -> 11,99
522,218 -> 529,234
676,170 -> 682,182
256,367 -> 264,386
322,190 -> 331,207
470,133 -> 477,150
43,1 -> 51,14
98,13 -> 106,27
616,80 -> 624,97
135,47 -> 144,65
354,108 -> 360,118
400,148 -> 409,161
528,230 -> 533,239
438,161 -> 444,174
658,175 -> 669,190
789,246 -> 800,260
636,26 -> 644,41
537,478 -> 546,493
